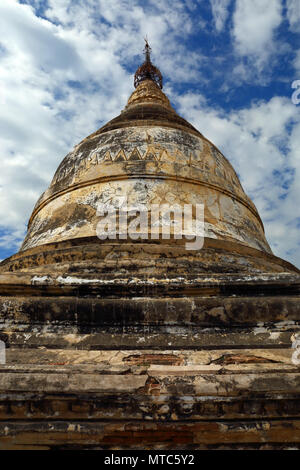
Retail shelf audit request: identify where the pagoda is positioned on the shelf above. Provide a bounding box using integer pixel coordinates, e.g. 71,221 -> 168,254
0,43 -> 299,450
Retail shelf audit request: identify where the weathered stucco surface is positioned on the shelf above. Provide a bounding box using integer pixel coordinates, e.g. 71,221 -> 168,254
22,125 -> 269,253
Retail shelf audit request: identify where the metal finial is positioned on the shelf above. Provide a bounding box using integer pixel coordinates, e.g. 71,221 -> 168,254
144,37 -> 151,63
134,40 -> 163,89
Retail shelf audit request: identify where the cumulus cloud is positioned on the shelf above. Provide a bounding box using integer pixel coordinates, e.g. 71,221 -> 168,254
286,0 -> 300,32
210,0 -> 231,32
232,0 -> 282,72
0,1 -> 80,71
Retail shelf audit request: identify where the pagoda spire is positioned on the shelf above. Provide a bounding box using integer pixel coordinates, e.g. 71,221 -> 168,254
134,39 -> 163,89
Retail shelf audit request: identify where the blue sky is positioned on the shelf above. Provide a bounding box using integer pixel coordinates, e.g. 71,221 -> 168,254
0,0 -> 300,267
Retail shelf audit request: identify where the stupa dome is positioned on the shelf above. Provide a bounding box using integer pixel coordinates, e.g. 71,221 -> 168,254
1,43 -> 298,276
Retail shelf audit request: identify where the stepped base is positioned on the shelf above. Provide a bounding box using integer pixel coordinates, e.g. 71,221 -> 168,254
0,271 -> 299,449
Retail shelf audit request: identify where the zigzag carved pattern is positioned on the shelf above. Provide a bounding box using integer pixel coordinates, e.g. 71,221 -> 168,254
102,146 -> 176,163
100,146 -> 220,176
84,147 -> 240,189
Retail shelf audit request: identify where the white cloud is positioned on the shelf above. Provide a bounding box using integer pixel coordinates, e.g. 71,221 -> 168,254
232,0 -> 282,71
0,1 -> 80,71
210,0 -> 231,32
286,0 -> 300,32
